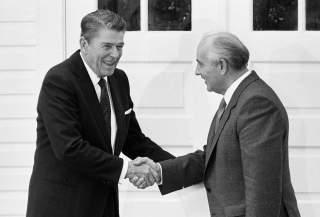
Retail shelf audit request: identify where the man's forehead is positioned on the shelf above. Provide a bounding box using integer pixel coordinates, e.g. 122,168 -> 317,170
93,28 -> 124,40
199,35 -> 216,49
197,40 -> 212,56
97,27 -> 124,35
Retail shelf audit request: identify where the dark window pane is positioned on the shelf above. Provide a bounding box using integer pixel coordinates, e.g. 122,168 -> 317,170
148,0 -> 191,31
253,0 -> 297,30
98,0 -> 140,31
306,0 -> 320,30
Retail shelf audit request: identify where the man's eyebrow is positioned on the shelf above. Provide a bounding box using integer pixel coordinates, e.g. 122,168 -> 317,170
102,42 -> 124,45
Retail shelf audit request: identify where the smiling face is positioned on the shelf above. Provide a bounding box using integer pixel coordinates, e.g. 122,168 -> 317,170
195,39 -> 225,94
81,27 -> 125,77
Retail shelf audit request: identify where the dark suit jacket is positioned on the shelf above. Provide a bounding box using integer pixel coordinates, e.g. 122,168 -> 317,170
26,50 -> 174,217
159,72 -> 300,217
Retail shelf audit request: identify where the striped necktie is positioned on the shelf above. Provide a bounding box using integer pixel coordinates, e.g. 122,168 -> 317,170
214,98 -> 226,134
98,78 -> 111,138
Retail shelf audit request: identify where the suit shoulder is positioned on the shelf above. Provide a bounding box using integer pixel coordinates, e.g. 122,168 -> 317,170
113,68 -> 130,88
114,68 -> 129,81
40,59 -> 75,95
238,78 -> 288,119
43,59 -> 72,83
241,78 -> 282,104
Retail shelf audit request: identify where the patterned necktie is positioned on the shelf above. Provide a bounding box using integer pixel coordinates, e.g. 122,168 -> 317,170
207,97 -> 227,146
214,98 -> 226,134
98,78 -> 111,138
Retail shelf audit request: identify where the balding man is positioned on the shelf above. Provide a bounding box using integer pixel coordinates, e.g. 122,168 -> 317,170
134,32 -> 301,217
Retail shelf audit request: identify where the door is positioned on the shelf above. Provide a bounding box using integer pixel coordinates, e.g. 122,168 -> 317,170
227,0 -> 320,216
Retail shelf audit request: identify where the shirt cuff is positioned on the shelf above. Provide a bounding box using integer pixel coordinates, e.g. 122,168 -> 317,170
119,158 -> 129,184
157,163 -> 163,185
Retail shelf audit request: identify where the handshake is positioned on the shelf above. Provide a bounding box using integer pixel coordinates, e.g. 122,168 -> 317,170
125,157 -> 161,189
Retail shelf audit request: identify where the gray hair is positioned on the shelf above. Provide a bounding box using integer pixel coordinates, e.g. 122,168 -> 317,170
80,9 -> 127,42
205,32 -> 249,70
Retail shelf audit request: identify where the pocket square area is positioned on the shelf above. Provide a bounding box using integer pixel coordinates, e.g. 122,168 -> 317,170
124,108 -> 132,115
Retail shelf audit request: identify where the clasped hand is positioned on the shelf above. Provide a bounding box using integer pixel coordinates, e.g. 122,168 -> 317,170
125,157 -> 161,189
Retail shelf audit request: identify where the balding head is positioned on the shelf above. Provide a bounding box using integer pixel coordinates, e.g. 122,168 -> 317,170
195,32 -> 250,94
199,32 -> 249,71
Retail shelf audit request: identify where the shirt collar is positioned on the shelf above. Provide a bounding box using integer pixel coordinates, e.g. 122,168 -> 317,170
224,70 -> 252,105
80,52 -> 103,86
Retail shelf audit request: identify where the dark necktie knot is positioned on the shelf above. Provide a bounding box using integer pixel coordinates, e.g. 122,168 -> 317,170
98,78 -> 106,89
218,98 -> 226,113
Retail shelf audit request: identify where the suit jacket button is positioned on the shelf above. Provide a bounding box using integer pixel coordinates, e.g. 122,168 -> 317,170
206,187 -> 211,193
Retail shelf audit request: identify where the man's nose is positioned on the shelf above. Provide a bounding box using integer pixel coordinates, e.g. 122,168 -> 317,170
195,65 -> 201,76
110,46 -> 120,57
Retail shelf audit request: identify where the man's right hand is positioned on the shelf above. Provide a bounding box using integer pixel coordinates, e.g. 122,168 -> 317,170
125,157 -> 161,189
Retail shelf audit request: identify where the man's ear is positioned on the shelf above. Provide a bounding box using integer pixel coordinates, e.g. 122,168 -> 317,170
219,58 -> 228,75
79,36 -> 88,53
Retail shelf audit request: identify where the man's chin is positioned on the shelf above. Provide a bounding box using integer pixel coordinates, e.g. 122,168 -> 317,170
101,67 -> 115,76
105,70 -> 115,76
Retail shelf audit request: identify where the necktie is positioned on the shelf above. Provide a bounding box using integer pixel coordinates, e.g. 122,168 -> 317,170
98,78 -> 111,139
206,97 -> 227,146
214,98 -> 226,134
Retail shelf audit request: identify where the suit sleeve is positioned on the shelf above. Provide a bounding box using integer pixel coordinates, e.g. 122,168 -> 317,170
237,96 -> 286,217
158,149 -> 205,195
38,70 -> 123,184
120,71 -> 175,162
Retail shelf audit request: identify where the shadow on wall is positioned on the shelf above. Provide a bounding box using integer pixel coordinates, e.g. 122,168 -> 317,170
136,31 -> 221,148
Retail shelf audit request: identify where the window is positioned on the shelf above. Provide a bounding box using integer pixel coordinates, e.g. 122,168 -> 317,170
98,0 -> 141,30
253,0 -> 298,30
306,0 -> 320,30
148,0 -> 191,31
98,0 -> 191,31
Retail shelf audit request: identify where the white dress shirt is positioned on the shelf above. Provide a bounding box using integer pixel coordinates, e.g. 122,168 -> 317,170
80,53 -> 128,182
224,70 -> 252,106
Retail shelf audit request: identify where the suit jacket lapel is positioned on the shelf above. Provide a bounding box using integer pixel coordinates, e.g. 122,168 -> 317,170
205,101 -> 235,168
205,71 -> 259,168
108,73 -> 125,156
69,50 -> 113,153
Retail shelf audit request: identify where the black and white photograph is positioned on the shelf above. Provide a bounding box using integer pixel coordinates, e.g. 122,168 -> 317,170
0,0 -> 319,216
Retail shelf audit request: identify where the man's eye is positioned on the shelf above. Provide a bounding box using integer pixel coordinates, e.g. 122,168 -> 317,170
116,45 -> 124,49
104,45 -> 112,49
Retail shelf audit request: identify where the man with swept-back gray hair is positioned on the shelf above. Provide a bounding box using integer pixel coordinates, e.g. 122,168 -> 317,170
26,9 -> 174,217
133,32 -> 301,217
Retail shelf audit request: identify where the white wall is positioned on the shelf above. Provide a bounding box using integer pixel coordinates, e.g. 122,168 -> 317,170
0,0 -> 319,217
0,0 -> 37,216
0,0 -> 65,216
